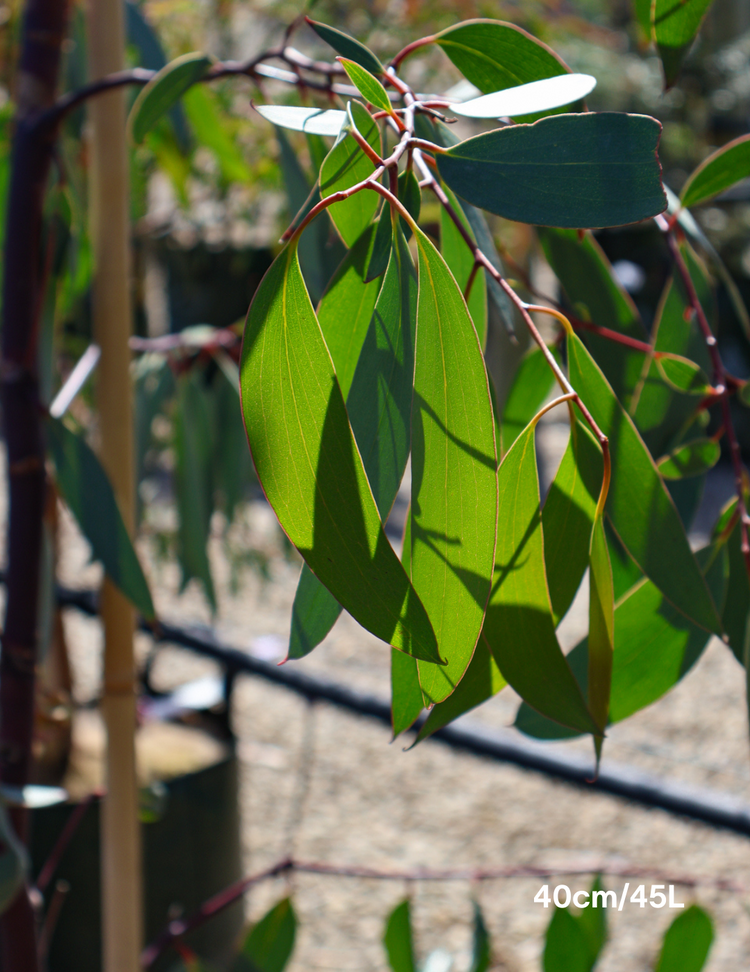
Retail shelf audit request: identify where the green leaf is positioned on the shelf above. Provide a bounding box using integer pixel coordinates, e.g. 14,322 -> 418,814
740,382 -> 750,407
182,84 -> 251,183
410,227 -> 498,703
499,346 -> 557,457
484,423 -> 598,733
240,897 -> 296,972
383,900 -> 416,972
392,644 -> 424,737
240,243 -> 439,662
47,417 -> 155,621
657,438 -> 720,479
607,518 -> 644,601
320,102 -> 380,247
655,905 -> 713,972
542,419 -> 602,626
588,513 -> 614,757
174,370 -> 217,612
338,58 -> 393,115
536,227 -> 646,405
366,208 -> 394,282
567,331 -> 722,635
306,18 -> 384,75
654,0 -> 714,87
437,112 -> 666,229
654,353 -> 712,395
543,907 -> 591,972
440,183 -> 487,348
436,20 -> 570,98
576,876 -> 608,967
288,562 -> 342,660
398,169 -> 421,240
128,52 -> 212,144
255,104 -> 346,137
722,516 -> 750,664
452,74 -> 596,119
469,901 -> 491,972
681,135 -> 750,208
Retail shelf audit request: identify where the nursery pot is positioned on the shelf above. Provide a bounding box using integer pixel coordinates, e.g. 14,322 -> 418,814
30,751 -> 243,972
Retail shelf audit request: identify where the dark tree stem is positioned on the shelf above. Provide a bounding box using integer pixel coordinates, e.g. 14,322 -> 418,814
1,0 -> 70,966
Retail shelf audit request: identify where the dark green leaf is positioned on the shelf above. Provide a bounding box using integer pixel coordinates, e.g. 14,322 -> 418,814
438,113 -> 666,229
383,900 -> 416,972
543,907 -> 590,972
607,518 -> 643,601
320,101 -> 380,247
47,417 -> 155,621
240,897 -> 296,972
240,243 -> 439,662
338,58 -> 392,115
657,438 -> 720,479
567,331 -> 722,635
740,382 -> 750,407
440,183 -> 487,348
588,512 -> 614,757
128,52 -> 211,144
469,901 -> 491,972
306,18 -> 383,75
391,516 -> 426,736
484,423 -> 598,733
410,228 -> 498,703
655,905 -> 713,972
654,353 -> 712,395
288,563 -> 342,661
398,169 -> 421,240
182,85 -> 251,183
722,514 -> 750,664
366,207 -> 394,282
654,0 -> 714,87
213,363 -> 255,521
681,135 -> 750,208
499,346 -> 557,457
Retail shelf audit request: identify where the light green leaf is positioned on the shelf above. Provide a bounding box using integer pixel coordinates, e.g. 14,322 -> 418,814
128,52 -> 211,144
567,331 -> 722,635
543,419 -> 602,626
484,423 -> 598,733
410,227 -> 498,703
576,876 -> 608,967
182,84 -> 251,183
655,905 -> 713,972
469,901 -> 491,972
588,513 -> 614,758
320,102 -> 380,247
383,900 -> 416,972
392,643 -> 425,737
47,417 -> 155,621
681,135 -> 750,208
306,18 -> 384,75
240,243 -> 439,662
658,438 -> 720,479
256,104 -> 346,137
452,74 -> 596,119
440,183 -> 487,348
239,897 -> 296,972
438,113 -> 666,229
543,907 -> 591,972
499,345 -> 557,457
654,353 -> 712,395
338,58 -> 393,115
654,0 -> 714,87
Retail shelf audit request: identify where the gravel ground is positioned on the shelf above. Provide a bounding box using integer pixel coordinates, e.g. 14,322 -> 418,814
47,421 -> 750,972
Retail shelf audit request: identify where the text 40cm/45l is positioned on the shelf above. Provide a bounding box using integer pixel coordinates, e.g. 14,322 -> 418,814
534,884 -> 686,910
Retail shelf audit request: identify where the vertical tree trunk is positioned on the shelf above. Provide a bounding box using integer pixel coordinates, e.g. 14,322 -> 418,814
0,0 -> 69,968
86,1 -> 143,969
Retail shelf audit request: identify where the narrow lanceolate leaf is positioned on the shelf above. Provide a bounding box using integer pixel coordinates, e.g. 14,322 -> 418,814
306,18 -> 384,76
499,346 -> 557,457
320,101 -> 380,247
338,58 -> 393,115
440,183 -> 487,347
436,20 -> 570,97
721,515 -> 750,664
452,74 -> 596,119
543,906 -> 591,972
542,419 -> 602,625
437,113 -> 666,229
241,243 -> 439,662
240,897 -> 297,972
469,901 -> 491,972
410,227 -> 498,703
568,332 -> 722,635
654,0 -> 714,88
658,438 -> 720,479
588,513 -> 614,760
655,353 -> 711,395
47,417 -> 155,621
128,52 -> 212,144
397,169 -> 421,240
656,906 -> 713,972
383,900 -> 416,972
484,424 -> 598,733
392,515 -> 426,735
366,208 -> 393,282
255,104 -> 346,137
681,135 -> 750,209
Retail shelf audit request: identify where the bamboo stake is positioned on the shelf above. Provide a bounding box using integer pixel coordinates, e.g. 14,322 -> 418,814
86,1 -> 143,969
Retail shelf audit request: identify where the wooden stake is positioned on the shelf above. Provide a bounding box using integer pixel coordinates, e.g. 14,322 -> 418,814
86,1 -> 143,969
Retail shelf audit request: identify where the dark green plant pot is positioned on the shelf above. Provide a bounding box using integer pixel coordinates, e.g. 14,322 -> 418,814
30,754 -> 244,972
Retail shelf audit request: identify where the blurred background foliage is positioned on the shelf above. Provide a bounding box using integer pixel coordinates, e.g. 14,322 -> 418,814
1,0 -> 750,611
